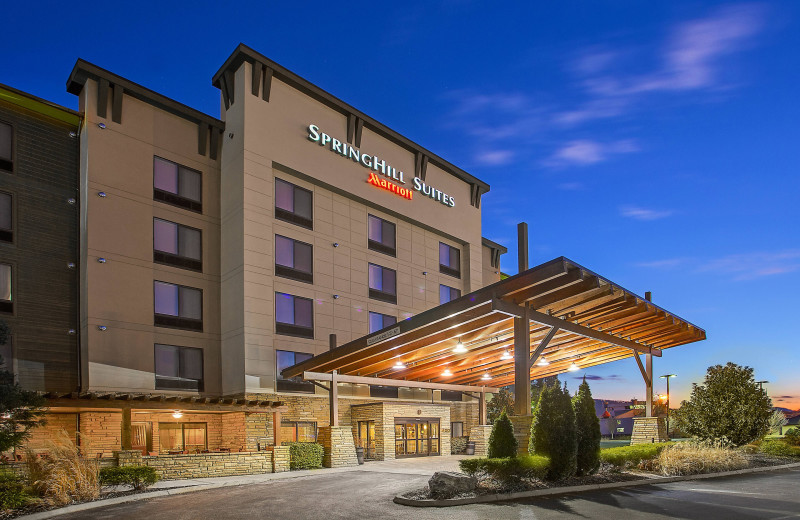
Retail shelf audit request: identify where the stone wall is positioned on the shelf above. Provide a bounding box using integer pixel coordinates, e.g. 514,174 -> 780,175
220,412 -> 247,451
80,412 -> 122,457
509,415 -> 534,456
468,425 -> 492,457
631,417 -> 668,445
270,445 -> 290,472
141,452 -> 273,480
318,426 -> 358,468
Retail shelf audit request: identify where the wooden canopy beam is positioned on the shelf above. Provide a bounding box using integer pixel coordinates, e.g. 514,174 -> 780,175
302,371 -> 499,393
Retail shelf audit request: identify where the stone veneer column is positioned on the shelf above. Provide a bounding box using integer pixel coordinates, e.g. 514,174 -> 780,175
468,425 -> 492,457
271,446 -> 290,472
509,416 -> 534,456
318,426 -> 358,468
630,417 -> 668,445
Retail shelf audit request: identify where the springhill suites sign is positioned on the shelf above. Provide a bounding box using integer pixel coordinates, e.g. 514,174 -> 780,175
307,124 -> 456,207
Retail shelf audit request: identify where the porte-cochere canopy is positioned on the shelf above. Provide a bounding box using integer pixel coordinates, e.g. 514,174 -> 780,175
282,257 -> 706,387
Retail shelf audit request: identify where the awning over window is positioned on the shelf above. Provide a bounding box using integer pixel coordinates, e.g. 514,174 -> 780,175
282,257 -> 706,387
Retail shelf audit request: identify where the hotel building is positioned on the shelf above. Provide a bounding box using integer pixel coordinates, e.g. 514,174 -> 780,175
0,44 -> 704,475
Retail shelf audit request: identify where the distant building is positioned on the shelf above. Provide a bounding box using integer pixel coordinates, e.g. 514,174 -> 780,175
594,399 -> 648,436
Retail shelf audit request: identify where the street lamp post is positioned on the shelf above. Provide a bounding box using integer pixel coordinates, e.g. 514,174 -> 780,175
660,374 -> 677,438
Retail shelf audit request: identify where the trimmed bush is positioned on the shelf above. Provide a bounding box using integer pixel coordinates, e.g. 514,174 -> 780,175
759,440 -> 798,457
573,378 -> 601,476
99,466 -> 159,491
530,382 -> 577,480
459,455 -> 549,483
488,412 -> 517,458
285,442 -> 324,470
0,470 -> 34,509
450,437 -> 468,454
600,443 -> 672,468
784,429 -> 800,447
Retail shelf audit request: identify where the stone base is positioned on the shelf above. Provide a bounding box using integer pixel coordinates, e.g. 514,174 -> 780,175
271,445 -> 290,472
630,416 -> 668,445
318,426 -> 358,468
468,425 -> 492,457
509,415 -> 534,455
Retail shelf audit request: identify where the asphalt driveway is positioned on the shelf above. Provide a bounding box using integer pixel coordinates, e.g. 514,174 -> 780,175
52,464 -> 800,520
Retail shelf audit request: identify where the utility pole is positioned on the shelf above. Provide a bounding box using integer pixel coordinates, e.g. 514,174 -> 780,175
660,374 -> 677,437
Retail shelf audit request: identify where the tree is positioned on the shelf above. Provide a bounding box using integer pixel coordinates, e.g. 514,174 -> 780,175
769,409 -> 788,435
487,388 -> 514,425
573,378 -> 601,476
487,411 -> 517,458
0,320 -> 47,452
531,375 -> 559,414
530,381 -> 577,480
678,362 -> 772,446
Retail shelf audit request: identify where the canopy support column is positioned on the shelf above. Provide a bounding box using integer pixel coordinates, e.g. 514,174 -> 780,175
329,370 -> 339,427
479,387 -> 487,425
634,352 -> 653,417
513,304 -> 531,416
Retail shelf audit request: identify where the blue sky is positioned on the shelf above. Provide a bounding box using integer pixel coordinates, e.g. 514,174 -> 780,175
3,1 -> 798,408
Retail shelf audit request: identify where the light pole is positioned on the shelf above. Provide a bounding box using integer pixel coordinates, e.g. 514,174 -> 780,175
660,374 -> 677,438
756,380 -> 769,391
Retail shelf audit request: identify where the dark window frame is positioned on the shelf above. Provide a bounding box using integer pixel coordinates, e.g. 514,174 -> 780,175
275,292 -> 315,339
154,343 -> 204,392
158,422 -> 208,452
439,284 -> 461,305
0,120 -> 14,173
451,421 -> 464,437
280,420 -> 318,442
153,156 -> 203,213
153,280 -> 203,332
439,242 -> 461,279
274,234 -> 313,284
276,350 -> 315,393
441,390 -> 463,402
369,385 -> 399,399
368,311 -> 397,334
0,263 -> 12,314
153,218 -> 203,272
368,263 -> 397,304
367,214 -> 397,257
0,191 -> 13,243
274,178 -> 313,230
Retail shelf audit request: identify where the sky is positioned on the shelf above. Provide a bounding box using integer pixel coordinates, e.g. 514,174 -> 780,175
2,1 -> 798,409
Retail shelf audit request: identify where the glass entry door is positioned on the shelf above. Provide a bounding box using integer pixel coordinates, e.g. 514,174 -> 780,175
394,418 -> 440,458
358,421 -> 376,460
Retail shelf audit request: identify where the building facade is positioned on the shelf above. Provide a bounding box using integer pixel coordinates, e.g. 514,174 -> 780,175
2,45 -> 509,465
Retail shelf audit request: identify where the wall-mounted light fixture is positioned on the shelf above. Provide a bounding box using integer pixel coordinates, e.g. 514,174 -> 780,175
97,123 -> 106,129
332,243 -> 339,248
67,262 -> 76,269
67,198 -> 76,205
67,329 -> 76,335
97,325 -> 107,331
333,295 -> 340,299
97,258 -> 106,263
172,410 -> 183,419
422,271 -> 428,276
69,131 -> 78,138
97,192 -> 107,198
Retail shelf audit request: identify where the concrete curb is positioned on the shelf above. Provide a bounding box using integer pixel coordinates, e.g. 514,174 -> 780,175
393,461 -> 800,507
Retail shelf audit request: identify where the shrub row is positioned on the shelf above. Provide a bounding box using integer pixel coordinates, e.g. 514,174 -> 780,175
784,429 -> 800,447
0,470 -> 34,509
759,440 -> 800,458
285,442 -> 324,470
459,455 -> 550,483
99,466 -> 159,490
600,443 -> 673,468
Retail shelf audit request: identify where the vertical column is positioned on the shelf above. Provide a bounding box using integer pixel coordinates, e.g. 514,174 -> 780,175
478,388 -> 487,426
330,371 -> 339,427
121,407 -> 132,450
517,222 -> 529,273
272,410 -> 282,446
513,305 -> 531,416
645,353 -> 653,418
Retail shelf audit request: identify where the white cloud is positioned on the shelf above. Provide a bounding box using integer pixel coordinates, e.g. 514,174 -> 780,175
697,250 -> 800,280
620,206 -> 674,221
549,139 -> 639,167
474,150 -> 514,166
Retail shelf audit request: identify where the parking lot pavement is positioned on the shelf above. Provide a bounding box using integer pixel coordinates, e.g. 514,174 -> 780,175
51,466 -> 800,520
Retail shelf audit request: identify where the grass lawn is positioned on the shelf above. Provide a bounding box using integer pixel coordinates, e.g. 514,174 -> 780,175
600,439 -> 631,449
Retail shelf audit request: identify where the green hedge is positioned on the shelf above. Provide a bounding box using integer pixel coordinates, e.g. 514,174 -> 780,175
784,429 -> 800,447
600,443 -> 673,468
459,455 -> 550,483
99,466 -> 160,490
0,470 -> 34,509
760,440 -> 800,458
285,442 -> 324,470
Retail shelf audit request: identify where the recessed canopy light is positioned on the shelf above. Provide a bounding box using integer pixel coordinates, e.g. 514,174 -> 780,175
481,373 -> 491,381
568,362 -> 580,372
442,369 -> 452,377
393,361 -> 406,369
536,357 -> 550,367
501,350 -> 512,360
453,339 -> 467,354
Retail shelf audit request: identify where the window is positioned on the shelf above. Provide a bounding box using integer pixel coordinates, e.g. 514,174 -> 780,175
367,215 -> 396,256
439,242 -> 461,278
275,235 -> 313,283
0,264 -> 11,314
153,218 -> 202,271
154,281 -> 202,331
154,344 -> 204,391
0,192 -> 11,242
275,178 -> 312,229
159,423 -> 207,453
276,350 -> 314,393
368,312 -> 396,333
439,284 -> 461,304
369,385 -> 399,399
451,422 -> 464,437
153,156 -> 202,212
275,293 -> 314,338
280,421 -> 317,442
0,122 -> 12,172
368,263 -> 396,304
441,390 -> 463,402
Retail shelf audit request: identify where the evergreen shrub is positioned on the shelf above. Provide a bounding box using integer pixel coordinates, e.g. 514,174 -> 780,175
573,379 -> 601,476
784,429 -> 800,446
0,470 -> 34,509
530,382 -> 577,480
487,412 -> 517,458
458,455 -> 549,483
285,442 -> 324,469
99,466 -> 159,490
600,443 -> 672,468
759,440 -> 798,457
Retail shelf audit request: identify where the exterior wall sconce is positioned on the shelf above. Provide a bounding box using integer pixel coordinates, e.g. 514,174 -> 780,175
69,131 -> 78,138
97,123 -> 106,129
97,325 -> 107,331
98,192 -> 107,197
97,258 -> 106,263
67,198 -> 76,205
333,295 -> 340,299
67,262 -> 76,269
333,243 -> 339,247
422,271 -> 428,276
67,329 -> 76,335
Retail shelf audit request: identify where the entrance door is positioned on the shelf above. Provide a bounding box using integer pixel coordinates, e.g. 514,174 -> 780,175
131,422 -> 152,455
358,421 -> 376,460
394,418 -> 440,458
